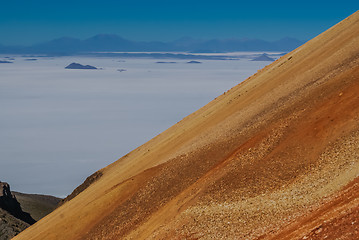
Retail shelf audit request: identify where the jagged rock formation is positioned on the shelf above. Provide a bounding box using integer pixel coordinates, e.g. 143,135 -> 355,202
0,182 -> 36,240
0,181 -> 60,240
14,11 -> 359,240
0,182 -> 35,225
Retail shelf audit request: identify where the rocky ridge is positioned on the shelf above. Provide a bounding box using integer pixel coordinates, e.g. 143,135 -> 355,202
0,182 -> 35,240
0,182 -> 35,225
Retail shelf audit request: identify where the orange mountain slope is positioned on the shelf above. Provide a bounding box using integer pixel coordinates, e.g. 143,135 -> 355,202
15,10 -> 359,240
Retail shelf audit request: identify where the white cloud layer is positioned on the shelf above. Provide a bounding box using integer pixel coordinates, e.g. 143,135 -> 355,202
0,55 -> 271,197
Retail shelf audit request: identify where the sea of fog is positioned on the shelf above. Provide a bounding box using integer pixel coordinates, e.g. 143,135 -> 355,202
0,53 -> 277,197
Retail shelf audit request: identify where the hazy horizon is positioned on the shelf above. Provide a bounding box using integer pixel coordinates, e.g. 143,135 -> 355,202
0,34 -> 304,47
0,1 -> 357,45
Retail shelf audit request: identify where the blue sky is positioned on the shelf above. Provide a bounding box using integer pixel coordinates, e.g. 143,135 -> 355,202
0,0 -> 357,45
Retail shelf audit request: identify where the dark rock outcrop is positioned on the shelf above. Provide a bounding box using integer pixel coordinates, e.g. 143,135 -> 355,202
65,62 -> 97,69
0,182 -> 36,225
251,53 -> 275,61
58,170 -> 103,207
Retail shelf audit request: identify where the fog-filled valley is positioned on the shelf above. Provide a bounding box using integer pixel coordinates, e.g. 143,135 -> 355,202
0,53 -> 274,197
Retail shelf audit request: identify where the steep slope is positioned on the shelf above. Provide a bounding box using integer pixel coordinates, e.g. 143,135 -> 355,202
15,10 -> 359,240
259,176 -> 359,239
12,192 -> 61,221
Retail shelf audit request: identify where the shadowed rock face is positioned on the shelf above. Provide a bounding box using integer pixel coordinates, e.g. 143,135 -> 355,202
0,208 -> 29,240
0,182 -> 35,225
12,192 -> 61,222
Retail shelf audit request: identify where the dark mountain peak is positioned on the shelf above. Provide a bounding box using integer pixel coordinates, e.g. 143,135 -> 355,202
82,34 -> 135,51
84,34 -> 131,44
251,53 -> 275,61
0,181 -> 36,225
65,62 -> 97,69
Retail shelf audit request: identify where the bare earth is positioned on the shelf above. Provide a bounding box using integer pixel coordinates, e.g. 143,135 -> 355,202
14,11 -> 359,240
12,192 -> 61,221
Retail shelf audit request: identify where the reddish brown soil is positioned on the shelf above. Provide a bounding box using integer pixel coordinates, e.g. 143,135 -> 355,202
259,176 -> 359,240
14,11 -> 359,240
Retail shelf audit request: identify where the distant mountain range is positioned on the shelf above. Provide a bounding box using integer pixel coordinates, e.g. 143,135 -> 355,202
0,34 -> 304,55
